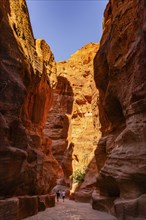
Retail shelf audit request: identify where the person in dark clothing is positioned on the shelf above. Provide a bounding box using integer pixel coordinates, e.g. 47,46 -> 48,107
56,190 -> 60,202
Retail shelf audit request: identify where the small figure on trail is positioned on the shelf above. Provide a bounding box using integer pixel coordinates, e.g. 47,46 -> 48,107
56,190 -> 60,202
61,190 -> 66,202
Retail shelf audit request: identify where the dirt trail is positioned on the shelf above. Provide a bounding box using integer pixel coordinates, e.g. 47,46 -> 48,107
25,199 -> 117,220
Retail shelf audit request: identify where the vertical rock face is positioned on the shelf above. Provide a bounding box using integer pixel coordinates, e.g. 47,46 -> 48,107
0,0 -> 60,196
93,0 -> 146,218
44,75 -> 73,181
44,43 -> 101,192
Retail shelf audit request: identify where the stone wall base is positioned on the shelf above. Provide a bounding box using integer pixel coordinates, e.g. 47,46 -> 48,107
0,194 -> 55,220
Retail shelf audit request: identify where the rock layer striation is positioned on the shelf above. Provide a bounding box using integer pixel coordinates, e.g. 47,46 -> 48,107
44,43 -> 101,199
0,0 -> 60,197
93,0 -> 146,219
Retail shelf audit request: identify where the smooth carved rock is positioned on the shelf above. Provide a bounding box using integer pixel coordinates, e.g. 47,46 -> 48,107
93,0 -> 146,219
0,0 -> 60,197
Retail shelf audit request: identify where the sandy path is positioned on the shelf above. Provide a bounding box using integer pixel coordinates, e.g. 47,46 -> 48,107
25,199 -> 117,220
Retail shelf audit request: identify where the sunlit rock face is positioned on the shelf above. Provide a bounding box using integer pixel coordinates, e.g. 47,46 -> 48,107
44,43 -> 101,196
93,0 -> 146,218
0,0 -> 60,196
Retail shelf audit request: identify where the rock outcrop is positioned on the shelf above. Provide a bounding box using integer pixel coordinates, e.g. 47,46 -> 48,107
44,43 -> 101,200
93,0 -> 146,219
0,0 -> 60,197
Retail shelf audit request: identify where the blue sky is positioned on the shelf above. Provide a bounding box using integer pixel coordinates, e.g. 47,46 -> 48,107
26,0 -> 108,61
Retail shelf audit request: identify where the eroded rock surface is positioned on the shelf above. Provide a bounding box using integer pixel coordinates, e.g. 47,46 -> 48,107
0,0 -> 60,197
44,43 -> 101,199
93,0 -> 146,219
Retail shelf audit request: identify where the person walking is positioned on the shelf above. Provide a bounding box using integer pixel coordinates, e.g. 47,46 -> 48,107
56,190 -> 60,202
61,190 -> 66,202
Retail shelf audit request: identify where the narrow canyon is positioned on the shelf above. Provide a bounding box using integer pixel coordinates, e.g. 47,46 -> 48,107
0,0 -> 146,220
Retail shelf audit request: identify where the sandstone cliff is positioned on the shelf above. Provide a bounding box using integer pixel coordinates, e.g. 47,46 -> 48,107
93,0 -> 146,219
0,0 -> 60,197
44,43 -> 101,199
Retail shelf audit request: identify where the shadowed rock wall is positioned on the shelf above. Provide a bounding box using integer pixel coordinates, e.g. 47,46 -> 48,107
0,0 -> 60,197
44,75 -> 73,183
93,0 -> 146,219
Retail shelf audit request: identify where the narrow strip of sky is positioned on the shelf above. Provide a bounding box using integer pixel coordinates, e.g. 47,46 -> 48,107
26,0 -> 108,61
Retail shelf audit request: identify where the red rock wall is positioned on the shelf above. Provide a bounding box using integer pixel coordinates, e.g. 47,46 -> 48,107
44,75 -> 73,182
44,43 -> 101,197
93,0 -> 146,218
0,0 -> 60,197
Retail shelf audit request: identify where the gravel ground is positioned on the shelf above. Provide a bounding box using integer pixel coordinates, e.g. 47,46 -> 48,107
25,199 -> 117,220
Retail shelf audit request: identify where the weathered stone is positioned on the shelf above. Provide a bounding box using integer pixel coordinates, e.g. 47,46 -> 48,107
138,194 -> 146,218
114,195 -> 146,220
92,190 -> 114,213
93,0 -> 146,219
38,194 -> 55,212
44,76 -> 74,178
0,0 -> 60,197
0,198 -> 19,220
19,196 -> 38,219
44,43 -> 100,197
0,147 -> 27,196
74,189 -> 93,203
38,195 -> 47,212
38,200 -> 46,212
60,43 -> 100,176
45,194 -> 55,207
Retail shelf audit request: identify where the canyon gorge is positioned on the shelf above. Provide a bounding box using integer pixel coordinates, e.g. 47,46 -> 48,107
0,0 -> 146,220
